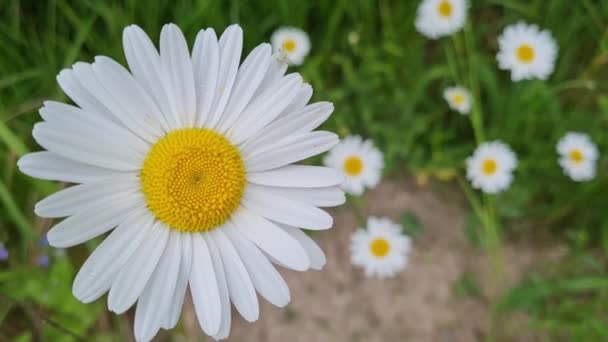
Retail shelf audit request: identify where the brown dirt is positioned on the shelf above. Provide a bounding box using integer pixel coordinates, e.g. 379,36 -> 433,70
174,178 -> 564,342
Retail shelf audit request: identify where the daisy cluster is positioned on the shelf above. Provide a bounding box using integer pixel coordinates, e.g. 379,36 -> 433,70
414,0 -> 599,192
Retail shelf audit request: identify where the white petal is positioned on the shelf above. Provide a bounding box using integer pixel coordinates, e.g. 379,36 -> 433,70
215,43 -> 272,134
209,229 -> 259,322
108,221 -> 170,314
278,83 -> 313,118
35,174 -> 138,218
18,152 -> 119,184
280,225 -> 326,270
32,122 -> 143,171
39,101 -> 148,156
242,187 -> 333,230
254,55 -> 287,96
189,233 -> 221,336
134,230 -> 181,341
56,69 -> 118,124
227,74 -> 302,145
161,232 -> 192,329
240,102 -> 333,155
122,25 -> 173,130
246,165 -> 343,188
224,224 -> 290,307
252,184 -> 345,207
160,24 -> 197,128
192,28 -> 220,127
90,58 -> 163,142
231,206 -> 310,271
205,234 -> 231,340
206,25 -> 243,129
47,194 -> 144,248
72,207 -> 152,302
244,131 -> 339,172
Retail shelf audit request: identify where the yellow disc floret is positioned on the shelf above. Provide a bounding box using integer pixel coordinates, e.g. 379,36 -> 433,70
570,149 -> 584,163
437,0 -> 453,17
282,39 -> 297,52
370,238 -> 390,258
482,159 -> 498,175
344,155 -> 364,176
516,44 -> 535,63
141,128 -> 246,232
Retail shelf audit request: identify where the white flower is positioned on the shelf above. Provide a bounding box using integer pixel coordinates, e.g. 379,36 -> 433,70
350,217 -> 411,278
557,132 -> 599,182
497,21 -> 558,81
443,86 -> 471,114
323,135 -> 384,196
415,0 -> 468,39
466,141 -> 517,194
18,23 -> 345,342
271,27 -> 311,66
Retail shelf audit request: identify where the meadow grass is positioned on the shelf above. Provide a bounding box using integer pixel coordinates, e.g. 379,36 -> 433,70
1,0 -> 608,340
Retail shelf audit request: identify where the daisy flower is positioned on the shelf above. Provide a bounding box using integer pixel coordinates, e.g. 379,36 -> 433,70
271,27 -> 311,66
443,86 -> 471,114
323,135 -> 384,196
415,0 -> 468,39
350,217 -> 411,278
497,21 -> 558,81
466,141 -> 517,194
557,132 -> 599,182
18,23 -> 345,341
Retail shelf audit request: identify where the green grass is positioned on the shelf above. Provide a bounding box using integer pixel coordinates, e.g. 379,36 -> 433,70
1,0 -> 608,340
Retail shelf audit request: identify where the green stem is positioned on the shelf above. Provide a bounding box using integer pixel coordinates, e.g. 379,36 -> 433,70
551,79 -> 595,94
463,19 -> 485,144
0,180 -> 31,242
0,120 -> 29,157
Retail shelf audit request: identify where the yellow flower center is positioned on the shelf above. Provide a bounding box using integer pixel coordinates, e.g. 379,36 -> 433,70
437,0 -> 453,17
570,149 -> 584,164
452,94 -> 465,105
370,238 -> 390,258
140,128 -> 246,232
282,39 -> 297,53
516,44 -> 535,63
343,156 -> 364,176
482,159 -> 497,175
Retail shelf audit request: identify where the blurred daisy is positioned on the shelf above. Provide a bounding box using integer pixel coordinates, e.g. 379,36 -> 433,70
466,141 -> 517,194
323,135 -> 384,196
19,23 -> 344,341
271,27 -> 311,66
557,132 -> 598,182
350,217 -> 411,278
497,21 -> 558,81
415,0 -> 468,39
443,86 -> 471,114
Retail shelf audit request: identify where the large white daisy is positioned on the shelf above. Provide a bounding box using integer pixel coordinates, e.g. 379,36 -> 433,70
350,216 -> 411,278
497,21 -> 558,81
323,135 -> 384,196
18,23 -> 345,341
557,132 -> 599,182
466,141 -> 517,194
270,27 -> 311,66
415,0 -> 468,39
443,86 -> 471,114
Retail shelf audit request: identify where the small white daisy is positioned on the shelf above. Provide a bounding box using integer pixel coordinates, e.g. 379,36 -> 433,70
18,23 -> 344,341
350,217 -> 411,278
466,141 -> 517,194
323,135 -> 384,196
557,132 -> 599,182
497,21 -> 558,81
270,27 -> 311,66
415,0 -> 468,39
443,86 -> 471,114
